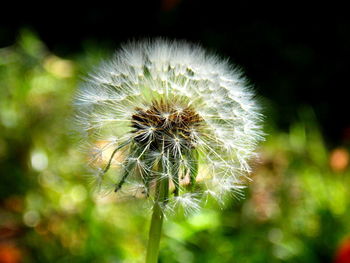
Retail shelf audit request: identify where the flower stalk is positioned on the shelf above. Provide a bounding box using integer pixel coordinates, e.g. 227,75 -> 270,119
146,160 -> 168,263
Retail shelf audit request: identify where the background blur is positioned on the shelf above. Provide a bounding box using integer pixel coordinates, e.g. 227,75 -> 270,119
1,1 -> 350,263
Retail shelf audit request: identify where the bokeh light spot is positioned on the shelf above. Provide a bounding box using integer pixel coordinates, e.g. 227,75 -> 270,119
23,210 -> 40,227
30,150 -> 48,171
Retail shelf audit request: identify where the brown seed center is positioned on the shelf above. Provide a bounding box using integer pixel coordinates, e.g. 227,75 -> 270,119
131,100 -> 203,150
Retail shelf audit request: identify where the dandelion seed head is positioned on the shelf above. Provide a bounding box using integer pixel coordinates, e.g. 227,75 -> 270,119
74,39 -> 264,214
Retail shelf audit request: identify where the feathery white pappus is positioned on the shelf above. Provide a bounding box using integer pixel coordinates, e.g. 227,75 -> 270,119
73,39 -> 264,214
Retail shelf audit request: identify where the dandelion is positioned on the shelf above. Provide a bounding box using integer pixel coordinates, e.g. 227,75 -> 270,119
73,39 -> 263,263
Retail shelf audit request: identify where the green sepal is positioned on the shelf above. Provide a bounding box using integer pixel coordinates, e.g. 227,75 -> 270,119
187,149 -> 199,190
103,139 -> 131,174
142,153 -> 158,197
114,157 -> 137,192
114,142 -> 142,192
169,155 -> 180,196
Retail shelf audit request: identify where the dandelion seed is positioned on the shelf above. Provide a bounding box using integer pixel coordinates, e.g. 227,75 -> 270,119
169,193 -> 201,216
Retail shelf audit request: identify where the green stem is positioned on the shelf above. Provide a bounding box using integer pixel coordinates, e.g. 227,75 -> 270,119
146,162 -> 168,263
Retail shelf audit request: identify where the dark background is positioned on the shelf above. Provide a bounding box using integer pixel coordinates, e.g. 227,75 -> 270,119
1,1 -> 349,145
1,2 -> 350,263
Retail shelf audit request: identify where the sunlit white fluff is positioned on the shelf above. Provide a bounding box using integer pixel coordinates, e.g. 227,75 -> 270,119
74,39 -> 263,213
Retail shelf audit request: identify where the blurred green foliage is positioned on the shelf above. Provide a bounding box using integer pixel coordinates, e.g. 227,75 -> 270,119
0,31 -> 349,263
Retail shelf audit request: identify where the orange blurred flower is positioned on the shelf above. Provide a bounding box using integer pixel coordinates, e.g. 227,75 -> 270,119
0,244 -> 21,263
330,147 -> 349,172
334,238 -> 350,263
